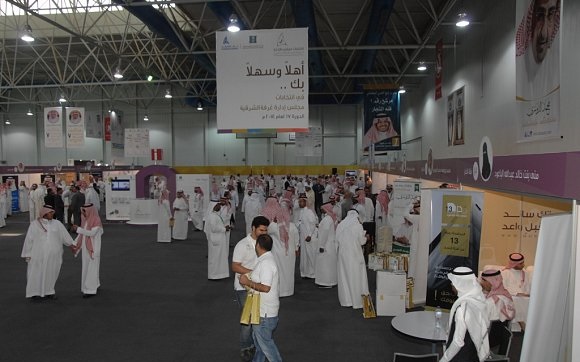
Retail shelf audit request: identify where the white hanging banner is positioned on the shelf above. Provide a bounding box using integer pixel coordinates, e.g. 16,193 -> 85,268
85,111 -> 103,139
124,128 -> 150,158
44,107 -> 64,148
65,107 -> 85,148
216,28 -> 309,131
295,126 -> 322,157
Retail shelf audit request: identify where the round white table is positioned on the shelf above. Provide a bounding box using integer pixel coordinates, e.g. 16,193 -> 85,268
391,310 -> 450,353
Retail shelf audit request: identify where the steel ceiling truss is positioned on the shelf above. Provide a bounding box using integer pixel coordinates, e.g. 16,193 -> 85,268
0,0 -> 462,106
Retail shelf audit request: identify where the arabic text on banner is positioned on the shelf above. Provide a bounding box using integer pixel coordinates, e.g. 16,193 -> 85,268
216,28 -> 308,131
295,126 -> 322,157
426,190 -> 483,309
447,86 -> 465,146
362,90 -> 401,153
515,0 -> 560,142
85,112 -> 103,139
124,128 -> 150,158
44,107 -> 64,148
65,107 -> 85,148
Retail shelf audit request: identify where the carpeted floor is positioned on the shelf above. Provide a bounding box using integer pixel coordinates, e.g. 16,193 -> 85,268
0,207 -> 522,362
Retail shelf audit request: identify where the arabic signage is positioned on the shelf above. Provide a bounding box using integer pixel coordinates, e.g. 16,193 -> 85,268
295,126 -> 322,157
44,107 -> 64,148
363,89 -> 401,153
85,112 -> 103,139
124,128 -> 150,158
65,107 -> 85,148
515,0 -> 561,142
215,28 -> 308,132
426,190 -> 483,309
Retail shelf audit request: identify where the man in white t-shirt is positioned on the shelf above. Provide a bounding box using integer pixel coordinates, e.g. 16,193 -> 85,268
231,216 -> 270,362
239,234 -> 282,362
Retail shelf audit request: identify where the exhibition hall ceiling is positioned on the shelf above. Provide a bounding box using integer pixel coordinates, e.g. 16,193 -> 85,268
0,0 -> 487,108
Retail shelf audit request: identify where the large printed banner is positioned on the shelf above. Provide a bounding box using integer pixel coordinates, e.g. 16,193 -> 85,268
515,0 -> 561,142
295,126 -> 322,157
216,28 -> 308,132
363,90 -> 401,154
124,128 -> 150,158
85,112 -> 103,139
447,86 -> 465,146
44,107 -> 63,148
426,190 -> 483,309
65,107 -> 85,148
390,179 -> 421,254
110,111 -> 124,157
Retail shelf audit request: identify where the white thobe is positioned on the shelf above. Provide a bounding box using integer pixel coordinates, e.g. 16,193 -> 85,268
242,194 -> 262,234
298,207 -> 318,278
21,219 -> 75,297
220,204 -> 234,245
157,200 -> 172,242
501,268 -> 531,324
269,222 -> 299,297
332,203 -> 342,222
205,212 -> 229,279
85,187 -> 100,211
172,197 -> 189,240
375,202 -> 388,232
19,186 -> 29,212
191,194 -> 204,231
28,190 -> 37,222
0,193 -> 6,228
322,184 -> 333,204
315,215 -> 338,287
32,188 -> 46,218
336,216 -> 369,309
75,224 -> 103,294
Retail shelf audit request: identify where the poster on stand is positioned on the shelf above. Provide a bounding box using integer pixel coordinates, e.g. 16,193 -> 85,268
390,179 -> 421,254
426,189 -> 484,309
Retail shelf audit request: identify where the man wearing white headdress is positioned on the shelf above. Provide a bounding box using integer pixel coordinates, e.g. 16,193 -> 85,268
441,266 -> 490,362
172,190 -> 189,240
297,195 -> 318,279
315,202 -> 338,288
205,202 -> 230,280
157,189 -> 172,243
242,191 -> 263,235
336,210 -> 369,309
191,187 -> 205,231
21,205 -> 75,299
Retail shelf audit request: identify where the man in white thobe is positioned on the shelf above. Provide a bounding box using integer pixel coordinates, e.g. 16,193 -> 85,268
336,210 -> 370,309
501,252 -> 532,330
21,205 -> 75,299
315,203 -> 338,288
297,196 -> 318,279
172,190 -> 189,240
28,184 -> 38,222
242,192 -> 262,235
191,187 -> 205,231
31,184 -> 46,218
71,203 -> 103,297
84,184 -> 100,212
205,203 -> 230,280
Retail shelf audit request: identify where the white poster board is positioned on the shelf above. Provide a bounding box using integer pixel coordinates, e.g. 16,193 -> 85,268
124,128 -> 150,158
44,107 -> 64,148
65,107 -> 85,148
103,170 -> 138,221
295,126 -> 322,156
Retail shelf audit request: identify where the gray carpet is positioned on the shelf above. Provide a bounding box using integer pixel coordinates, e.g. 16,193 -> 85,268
0,208 -> 522,362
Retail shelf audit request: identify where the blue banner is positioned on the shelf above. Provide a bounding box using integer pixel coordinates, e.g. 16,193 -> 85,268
11,190 -> 19,213
363,90 -> 401,153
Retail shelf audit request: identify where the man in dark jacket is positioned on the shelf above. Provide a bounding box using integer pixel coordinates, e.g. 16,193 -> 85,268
69,185 -> 85,227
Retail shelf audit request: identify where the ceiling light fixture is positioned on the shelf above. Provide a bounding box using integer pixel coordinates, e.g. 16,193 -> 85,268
59,94 -> 67,103
164,89 -> 172,99
5,119 -> 11,125
143,114 -> 149,121
398,86 -> 406,94
113,68 -> 123,79
227,14 -> 240,32
147,75 -> 153,82
197,101 -> 203,111
21,24 -> 35,42
456,13 -> 470,27
417,62 -> 427,71
26,109 -> 33,116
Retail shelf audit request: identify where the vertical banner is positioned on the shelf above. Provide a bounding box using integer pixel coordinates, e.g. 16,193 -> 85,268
447,86 -> 465,146
104,116 -> 111,141
216,28 -> 308,131
295,126 -> 322,157
85,112 -> 103,139
363,89 -> 401,154
65,107 -> 85,148
515,0 -> 560,142
435,38 -> 443,100
426,190 -> 483,309
110,111 -> 124,157
124,128 -> 150,158
44,107 -> 64,148
390,179 -> 421,254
